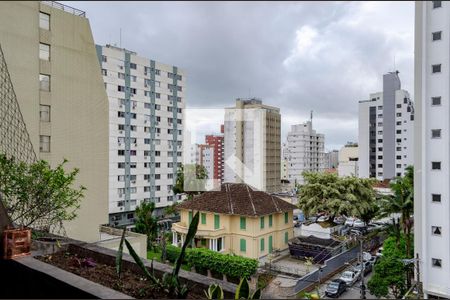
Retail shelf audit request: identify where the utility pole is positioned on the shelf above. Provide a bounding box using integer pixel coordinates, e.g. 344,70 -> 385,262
359,238 -> 366,299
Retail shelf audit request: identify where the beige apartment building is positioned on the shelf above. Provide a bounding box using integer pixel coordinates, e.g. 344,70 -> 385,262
0,1 -> 109,242
172,183 -> 296,259
224,98 -> 281,193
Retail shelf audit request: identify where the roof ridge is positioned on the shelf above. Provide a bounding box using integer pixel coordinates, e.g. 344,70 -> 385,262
246,185 -> 256,215
271,195 -> 280,212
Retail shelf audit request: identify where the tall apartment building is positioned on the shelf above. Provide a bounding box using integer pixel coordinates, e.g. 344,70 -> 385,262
188,143 -> 215,185
324,150 -> 339,169
415,1 -> 450,297
224,98 -> 281,192
205,131 -> 224,185
337,143 -> 359,177
0,1 -> 109,242
96,44 -> 185,225
285,121 -> 325,185
358,71 -> 415,180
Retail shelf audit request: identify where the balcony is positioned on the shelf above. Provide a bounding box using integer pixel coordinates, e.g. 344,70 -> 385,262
172,222 -> 225,237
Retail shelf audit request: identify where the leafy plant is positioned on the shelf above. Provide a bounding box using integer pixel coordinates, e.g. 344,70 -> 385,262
116,211 -> 200,298
204,278 -> 261,300
134,201 -> 158,249
172,163 -> 208,199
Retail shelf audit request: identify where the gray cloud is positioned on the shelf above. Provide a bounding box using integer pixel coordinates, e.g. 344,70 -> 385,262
64,1 -> 414,150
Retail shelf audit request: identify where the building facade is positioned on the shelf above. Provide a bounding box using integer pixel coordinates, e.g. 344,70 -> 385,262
285,121 -> 325,185
172,183 -> 296,260
324,150 -> 339,170
224,98 -> 281,192
337,143 -> 359,177
415,1 -> 450,298
0,1 -> 109,242
205,132 -> 224,186
97,44 -> 185,225
358,71 -> 415,180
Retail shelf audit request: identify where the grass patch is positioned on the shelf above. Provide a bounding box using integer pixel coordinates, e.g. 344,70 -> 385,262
147,250 -> 161,261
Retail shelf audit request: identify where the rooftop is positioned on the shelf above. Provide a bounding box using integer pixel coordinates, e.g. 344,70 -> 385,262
177,183 -> 297,217
41,1 -> 86,17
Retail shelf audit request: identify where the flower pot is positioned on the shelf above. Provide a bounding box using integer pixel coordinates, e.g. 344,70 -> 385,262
3,227 -> 31,259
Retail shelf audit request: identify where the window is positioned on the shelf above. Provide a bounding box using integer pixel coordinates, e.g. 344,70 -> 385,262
118,111 -> 125,118
130,63 -> 137,69
118,85 -> 125,92
118,162 -> 125,169
39,43 -> 50,61
396,156 -> 402,160
432,226 -> 442,235
432,129 -> 442,138
201,213 -> 206,225
118,175 -> 125,182
214,214 -> 220,229
396,130 -> 402,134
432,194 -> 441,202
39,135 -> 50,152
168,173 -> 174,179
285,212 -> 289,224
432,64 -> 441,73
130,162 -> 137,169
130,75 -> 136,82
432,96 -> 441,106
240,238 -> 246,252
155,174 -> 160,179
39,12 -> 50,30
396,104 -> 401,108
269,215 -> 273,227
432,161 -> 441,170
432,258 -> 442,268
118,150 -> 125,156
260,238 -> 265,251
39,105 -> 50,122
433,1 -> 442,8
260,216 -> 265,229
118,72 -> 125,79
432,31 -> 442,41
102,55 -> 107,63
39,74 -> 50,91
396,113 -> 402,117
240,216 -> 246,230
285,232 -> 289,244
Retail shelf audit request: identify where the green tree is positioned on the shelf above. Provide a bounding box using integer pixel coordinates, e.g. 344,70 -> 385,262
173,163 -> 208,200
134,201 -> 158,249
378,165 -> 414,258
0,154 -> 84,230
297,172 -> 377,223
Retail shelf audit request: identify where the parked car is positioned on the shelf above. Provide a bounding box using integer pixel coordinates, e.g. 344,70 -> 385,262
368,255 -> 379,266
333,216 -> 346,225
308,215 -> 318,223
340,270 -> 360,286
325,279 -> 347,298
344,217 -> 356,227
353,219 -> 366,228
355,260 -> 372,276
376,247 -> 384,258
317,215 -> 330,222
362,252 -> 372,262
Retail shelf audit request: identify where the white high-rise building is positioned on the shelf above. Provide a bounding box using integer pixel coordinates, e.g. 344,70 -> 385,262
224,98 -> 281,192
358,71 -> 414,180
97,44 -> 185,225
415,1 -> 450,298
324,150 -> 339,169
285,121 -> 325,185
188,143 -> 215,182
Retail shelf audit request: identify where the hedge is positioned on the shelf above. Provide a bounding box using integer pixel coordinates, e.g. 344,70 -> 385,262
164,245 -> 258,278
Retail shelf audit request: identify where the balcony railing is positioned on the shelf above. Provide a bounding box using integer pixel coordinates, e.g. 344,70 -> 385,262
40,1 -> 86,17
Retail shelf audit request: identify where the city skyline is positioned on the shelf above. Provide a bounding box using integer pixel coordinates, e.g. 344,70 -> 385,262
62,1 -> 415,151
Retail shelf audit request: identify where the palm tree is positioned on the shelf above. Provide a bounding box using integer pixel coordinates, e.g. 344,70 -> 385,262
378,165 -> 414,257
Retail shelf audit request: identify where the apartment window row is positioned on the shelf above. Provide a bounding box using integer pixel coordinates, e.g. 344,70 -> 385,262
167,84 -> 182,92
167,72 -> 182,81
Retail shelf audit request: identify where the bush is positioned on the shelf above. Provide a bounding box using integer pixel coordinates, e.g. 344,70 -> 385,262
165,245 -> 258,279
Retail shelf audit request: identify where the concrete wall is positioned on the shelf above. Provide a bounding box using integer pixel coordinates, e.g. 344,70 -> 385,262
0,1 -> 109,242
96,226 -> 147,258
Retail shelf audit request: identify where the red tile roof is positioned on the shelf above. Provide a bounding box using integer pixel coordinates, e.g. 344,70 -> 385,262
177,183 -> 297,217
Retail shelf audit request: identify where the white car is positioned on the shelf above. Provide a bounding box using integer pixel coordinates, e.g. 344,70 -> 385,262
344,217 -> 356,226
339,270 -> 359,287
376,247 -> 384,258
317,215 -> 329,222
353,219 -> 366,228
333,216 -> 346,224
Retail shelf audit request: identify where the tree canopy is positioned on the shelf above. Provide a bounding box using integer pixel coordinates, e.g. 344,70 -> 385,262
134,201 -> 158,248
0,154 -> 84,232
173,163 -> 208,199
297,172 -> 378,222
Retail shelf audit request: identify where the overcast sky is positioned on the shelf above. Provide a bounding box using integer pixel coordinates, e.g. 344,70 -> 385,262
64,1 -> 414,151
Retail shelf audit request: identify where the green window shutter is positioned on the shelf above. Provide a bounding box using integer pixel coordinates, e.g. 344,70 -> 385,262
269,236 -> 273,253
240,216 -> 246,230
240,238 -> 246,252
201,213 -> 206,225
269,215 -> 273,227
260,216 -> 265,229
260,238 -> 265,251
285,232 -> 289,244
214,214 -> 220,229
188,211 -> 193,225
284,212 -> 288,224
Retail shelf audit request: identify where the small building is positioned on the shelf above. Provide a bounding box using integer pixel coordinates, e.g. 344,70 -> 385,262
288,235 -> 343,264
338,142 -> 359,177
172,183 -> 297,259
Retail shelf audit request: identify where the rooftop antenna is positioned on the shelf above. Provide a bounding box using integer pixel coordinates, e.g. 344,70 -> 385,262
310,110 -> 313,126
119,28 -> 122,48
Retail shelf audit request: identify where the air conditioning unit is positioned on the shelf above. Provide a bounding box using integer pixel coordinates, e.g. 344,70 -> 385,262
119,130 -> 123,134
131,180 -> 136,184
120,207 -> 124,211
144,120 -> 148,123
118,142 -> 122,146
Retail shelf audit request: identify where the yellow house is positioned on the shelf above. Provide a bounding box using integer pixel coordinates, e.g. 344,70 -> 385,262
172,183 -> 297,259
